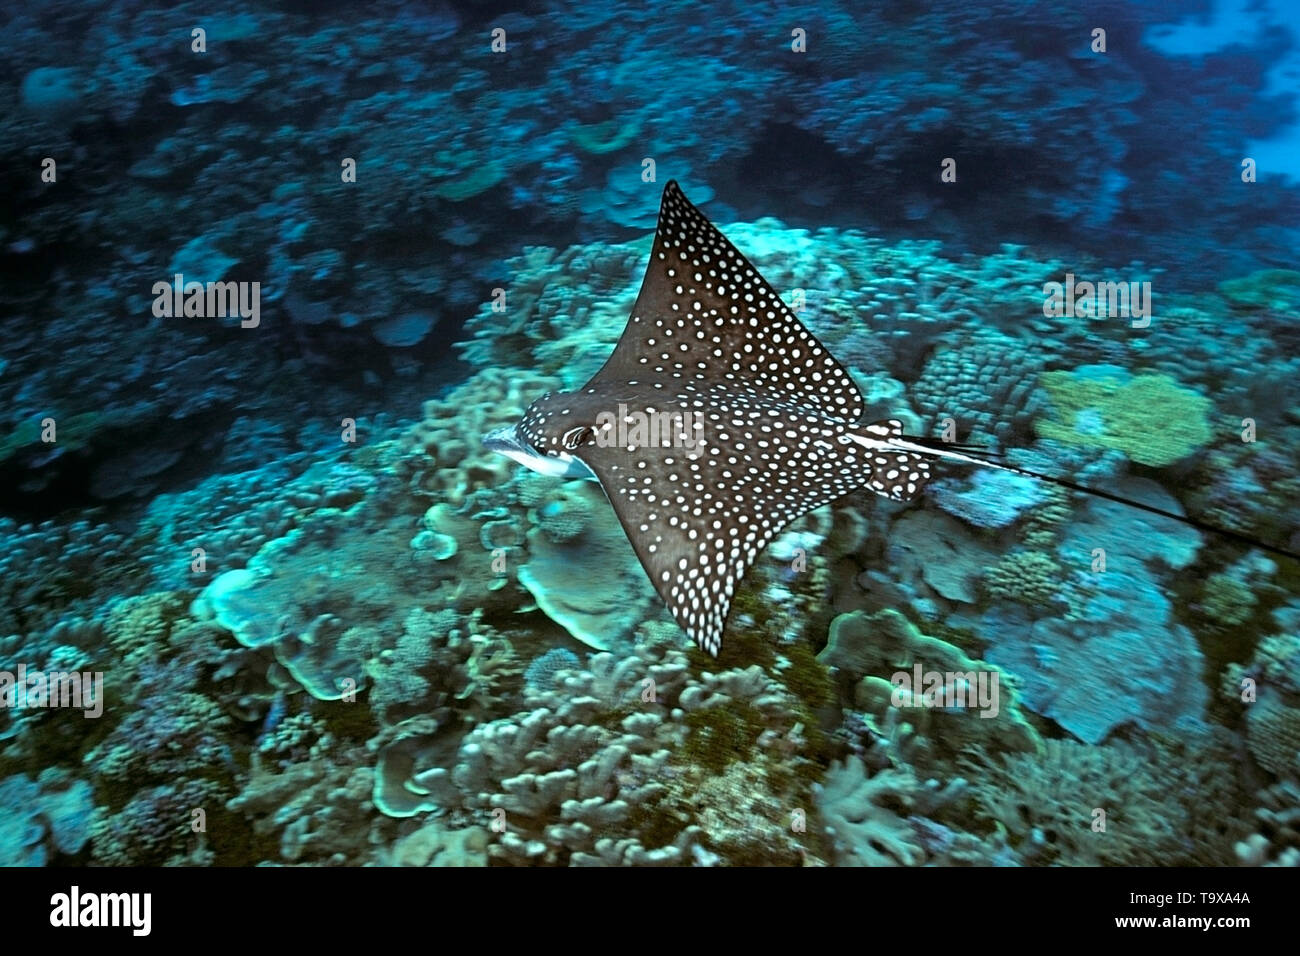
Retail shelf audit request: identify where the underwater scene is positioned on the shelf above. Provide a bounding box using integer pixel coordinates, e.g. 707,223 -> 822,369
2,0 -> 1300,874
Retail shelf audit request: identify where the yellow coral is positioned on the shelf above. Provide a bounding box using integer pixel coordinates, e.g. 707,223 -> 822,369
982,550 -> 1061,606
1036,371 -> 1212,468
103,591 -> 190,669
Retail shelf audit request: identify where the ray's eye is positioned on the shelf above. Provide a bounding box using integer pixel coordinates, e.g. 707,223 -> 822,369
561,425 -> 593,451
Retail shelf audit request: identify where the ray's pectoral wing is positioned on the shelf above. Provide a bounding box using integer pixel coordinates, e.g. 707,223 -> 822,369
572,427 -> 868,657
564,178 -> 879,656
586,180 -> 866,422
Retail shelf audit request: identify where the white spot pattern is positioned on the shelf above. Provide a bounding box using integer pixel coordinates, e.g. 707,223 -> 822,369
514,182 -> 935,657
587,181 -> 865,423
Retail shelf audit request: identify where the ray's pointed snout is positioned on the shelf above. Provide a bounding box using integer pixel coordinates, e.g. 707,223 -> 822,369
482,423 -> 524,455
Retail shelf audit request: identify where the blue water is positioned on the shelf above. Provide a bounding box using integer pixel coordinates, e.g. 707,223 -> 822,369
0,0 -> 1297,867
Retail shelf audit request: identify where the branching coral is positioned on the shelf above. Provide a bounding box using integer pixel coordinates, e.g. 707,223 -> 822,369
815,757 -> 926,867
965,736 -> 1240,866
369,627 -> 828,865
91,779 -> 223,867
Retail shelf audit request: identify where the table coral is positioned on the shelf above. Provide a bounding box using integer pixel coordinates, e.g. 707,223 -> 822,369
567,117 -> 641,155
194,499 -> 440,701
972,476 -> 1210,744
0,770 -> 98,865
980,583 -> 1207,746
931,468 -> 1047,529
518,480 -> 658,651
886,509 -> 997,605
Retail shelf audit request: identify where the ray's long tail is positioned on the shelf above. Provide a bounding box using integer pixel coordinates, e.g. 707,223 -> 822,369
888,433 -> 1300,563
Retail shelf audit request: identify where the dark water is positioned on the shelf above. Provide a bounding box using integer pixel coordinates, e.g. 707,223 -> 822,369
0,0 -> 1297,870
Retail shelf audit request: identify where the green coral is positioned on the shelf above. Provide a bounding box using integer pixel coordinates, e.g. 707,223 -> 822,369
1200,572 -> 1257,628
568,117 -> 640,154
1035,370 -> 1212,467
434,160 -> 505,202
820,609 -> 1041,762
1218,268 -> 1300,312
983,550 -> 1062,606
1021,483 -> 1072,548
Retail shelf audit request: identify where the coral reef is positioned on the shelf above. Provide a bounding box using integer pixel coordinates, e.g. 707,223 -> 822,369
0,770 -> 97,865
1219,269 -> 1300,312
815,757 -> 925,866
820,609 -> 1041,764
390,820 -> 490,867
0,0 -> 1293,511
961,477 -> 1211,745
912,328 -> 1046,445
518,481 -> 658,651
1036,369 -> 1213,468
931,468 -> 1046,530
90,779 -> 223,867
966,735 -> 1242,866
3,0 -> 1298,867
4,227 -> 1296,868
1236,778 -> 1300,866
374,626 -> 829,866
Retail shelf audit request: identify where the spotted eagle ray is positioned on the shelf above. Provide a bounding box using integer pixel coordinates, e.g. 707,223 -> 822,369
485,180 -> 1299,656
